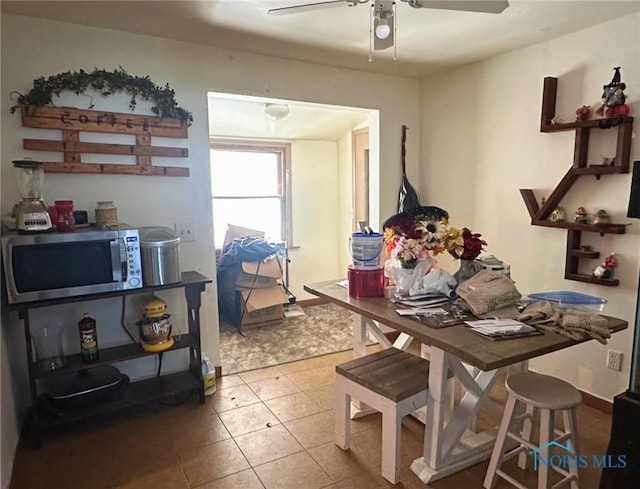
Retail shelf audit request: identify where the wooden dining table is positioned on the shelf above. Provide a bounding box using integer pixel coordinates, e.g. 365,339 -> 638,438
303,280 -> 628,484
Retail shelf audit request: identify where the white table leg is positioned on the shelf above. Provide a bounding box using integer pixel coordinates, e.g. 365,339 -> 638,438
352,315 -> 368,358
393,332 -> 414,350
350,315 -> 375,418
411,347 -> 510,484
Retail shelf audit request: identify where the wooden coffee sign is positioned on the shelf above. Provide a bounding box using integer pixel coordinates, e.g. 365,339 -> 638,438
22,106 -> 190,176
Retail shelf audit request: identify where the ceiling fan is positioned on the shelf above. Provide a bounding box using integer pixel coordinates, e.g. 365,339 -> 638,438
268,1 -> 509,58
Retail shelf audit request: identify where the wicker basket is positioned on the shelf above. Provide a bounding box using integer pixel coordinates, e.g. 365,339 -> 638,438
95,201 -> 118,227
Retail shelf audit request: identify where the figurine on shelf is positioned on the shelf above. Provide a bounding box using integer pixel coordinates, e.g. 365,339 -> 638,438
593,253 -> 617,279
574,206 -> 589,224
602,156 -> 615,167
551,206 -> 566,222
575,105 -> 591,121
596,67 -> 631,128
593,209 -> 611,225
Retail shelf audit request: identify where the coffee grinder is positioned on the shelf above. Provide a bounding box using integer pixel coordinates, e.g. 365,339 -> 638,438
12,159 -> 52,232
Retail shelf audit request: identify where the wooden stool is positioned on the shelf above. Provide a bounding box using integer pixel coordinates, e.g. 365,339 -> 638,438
335,347 -> 430,484
483,371 -> 582,489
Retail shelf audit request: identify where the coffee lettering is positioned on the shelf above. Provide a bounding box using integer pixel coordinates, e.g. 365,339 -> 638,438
60,111 -> 72,125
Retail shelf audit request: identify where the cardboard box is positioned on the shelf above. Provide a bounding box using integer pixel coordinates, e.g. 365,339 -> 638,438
240,285 -> 288,312
223,224 -> 265,246
236,288 -> 286,327
236,257 -> 284,289
240,304 -> 284,328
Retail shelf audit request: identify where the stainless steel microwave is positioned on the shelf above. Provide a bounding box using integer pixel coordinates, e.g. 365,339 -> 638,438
2,228 -> 143,304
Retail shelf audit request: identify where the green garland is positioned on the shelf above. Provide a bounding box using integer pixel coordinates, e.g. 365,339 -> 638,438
10,67 -> 193,125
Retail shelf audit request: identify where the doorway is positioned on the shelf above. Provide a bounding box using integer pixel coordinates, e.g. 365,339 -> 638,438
207,92 -> 379,374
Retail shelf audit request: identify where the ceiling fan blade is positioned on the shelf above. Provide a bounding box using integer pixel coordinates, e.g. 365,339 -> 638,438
268,0 -> 356,16
404,1 -> 509,14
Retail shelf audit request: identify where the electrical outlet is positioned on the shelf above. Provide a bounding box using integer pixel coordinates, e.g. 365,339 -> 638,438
174,223 -> 196,242
607,349 -> 622,371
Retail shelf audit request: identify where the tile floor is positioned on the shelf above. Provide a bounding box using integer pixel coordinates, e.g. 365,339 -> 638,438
10,344 -> 612,489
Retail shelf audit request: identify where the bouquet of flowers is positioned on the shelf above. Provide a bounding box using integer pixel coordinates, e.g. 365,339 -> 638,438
383,209 -> 449,268
447,227 -> 487,261
382,207 -> 450,295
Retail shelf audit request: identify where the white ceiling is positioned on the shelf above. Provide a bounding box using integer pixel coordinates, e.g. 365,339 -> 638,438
207,94 -> 370,140
3,1 -> 640,78
4,1 -> 639,141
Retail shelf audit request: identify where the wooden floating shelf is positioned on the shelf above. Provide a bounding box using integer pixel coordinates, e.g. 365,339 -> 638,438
569,249 -> 600,259
565,273 -> 619,287
522,76 -> 634,286
572,166 -> 625,176
541,116 -> 633,133
531,219 -> 627,234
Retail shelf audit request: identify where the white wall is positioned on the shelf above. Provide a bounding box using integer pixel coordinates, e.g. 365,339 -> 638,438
0,13 -> 421,482
337,132 -> 354,275
288,140 -> 341,300
421,13 -> 640,402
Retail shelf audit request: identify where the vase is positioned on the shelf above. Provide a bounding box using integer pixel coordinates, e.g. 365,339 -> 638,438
453,259 -> 482,286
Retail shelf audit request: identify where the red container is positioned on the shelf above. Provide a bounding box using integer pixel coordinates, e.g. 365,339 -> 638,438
348,266 -> 384,298
54,200 -> 75,232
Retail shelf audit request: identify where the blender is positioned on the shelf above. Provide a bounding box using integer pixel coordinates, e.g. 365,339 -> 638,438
12,159 -> 52,232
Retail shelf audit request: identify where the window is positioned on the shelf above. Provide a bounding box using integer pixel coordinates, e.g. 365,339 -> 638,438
211,142 -> 291,249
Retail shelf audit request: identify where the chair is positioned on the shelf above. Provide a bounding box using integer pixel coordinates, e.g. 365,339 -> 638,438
483,371 -> 582,489
335,347 -> 430,484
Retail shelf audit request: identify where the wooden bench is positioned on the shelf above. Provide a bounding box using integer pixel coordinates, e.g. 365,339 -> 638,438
335,347 -> 431,484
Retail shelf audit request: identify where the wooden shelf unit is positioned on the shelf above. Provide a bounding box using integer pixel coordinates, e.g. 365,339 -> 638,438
520,77 -> 634,286
8,271 -> 211,445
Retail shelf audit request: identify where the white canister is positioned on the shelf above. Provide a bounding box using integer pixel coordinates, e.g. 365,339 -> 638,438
350,232 -> 383,270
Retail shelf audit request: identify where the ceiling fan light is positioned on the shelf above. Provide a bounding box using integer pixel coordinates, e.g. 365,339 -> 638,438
372,1 -> 395,51
375,21 -> 391,39
264,103 -> 290,121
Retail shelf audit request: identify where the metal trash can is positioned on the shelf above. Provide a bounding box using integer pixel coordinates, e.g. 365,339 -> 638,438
139,227 -> 181,286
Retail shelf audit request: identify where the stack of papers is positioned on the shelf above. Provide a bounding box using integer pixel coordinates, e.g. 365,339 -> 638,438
396,307 -> 449,317
464,319 -> 538,338
394,295 -> 450,308
394,294 -> 451,317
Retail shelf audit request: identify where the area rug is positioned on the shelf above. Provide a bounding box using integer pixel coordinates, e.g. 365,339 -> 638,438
219,302 -> 369,374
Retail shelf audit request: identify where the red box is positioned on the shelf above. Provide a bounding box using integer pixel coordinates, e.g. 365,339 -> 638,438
348,266 -> 384,298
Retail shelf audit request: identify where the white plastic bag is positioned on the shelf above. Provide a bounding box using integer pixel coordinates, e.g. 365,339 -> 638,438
416,268 -> 457,298
384,257 -> 434,297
